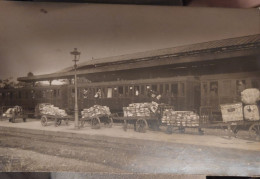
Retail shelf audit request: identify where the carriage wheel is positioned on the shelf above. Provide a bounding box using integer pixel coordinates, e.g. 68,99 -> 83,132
41,116 -> 48,127
123,120 -> 128,131
136,119 -> 148,133
104,117 -> 113,128
249,123 -> 260,140
55,119 -> 62,127
91,117 -> 101,129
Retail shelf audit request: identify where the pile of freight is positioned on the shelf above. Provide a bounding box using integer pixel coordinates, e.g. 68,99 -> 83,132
81,105 -> 111,118
123,102 -> 158,117
161,109 -> 200,127
39,104 -> 67,117
220,88 -> 260,122
242,88 -> 260,121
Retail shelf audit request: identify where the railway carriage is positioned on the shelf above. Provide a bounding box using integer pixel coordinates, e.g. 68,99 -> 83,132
66,76 -> 200,113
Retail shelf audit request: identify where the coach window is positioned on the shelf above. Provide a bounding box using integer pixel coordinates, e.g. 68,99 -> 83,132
118,86 -> 124,97
145,85 -> 150,95
125,86 -> 129,96
209,81 -> 218,96
202,82 -> 208,96
113,87 -> 118,97
251,79 -> 260,89
159,84 -> 164,95
222,80 -> 231,96
107,88 -> 112,98
129,86 -> 134,96
179,83 -> 185,96
140,85 -> 144,95
134,86 -> 139,96
236,80 -> 246,95
88,88 -> 93,98
164,84 -> 170,96
171,84 -> 178,97
151,85 -> 157,93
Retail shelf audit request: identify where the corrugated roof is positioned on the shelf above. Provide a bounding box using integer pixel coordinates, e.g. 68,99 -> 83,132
59,34 -> 260,73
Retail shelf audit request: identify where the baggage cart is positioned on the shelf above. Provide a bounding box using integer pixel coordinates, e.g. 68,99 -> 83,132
80,114 -> 113,129
40,114 -> 73,127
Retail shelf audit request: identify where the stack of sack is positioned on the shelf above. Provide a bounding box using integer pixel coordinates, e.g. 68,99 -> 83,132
81,105 -> 111,119
241,88 -> 260,121
161,109 -> 200,127
123,102 -> 158,117
40,104 -> 67,117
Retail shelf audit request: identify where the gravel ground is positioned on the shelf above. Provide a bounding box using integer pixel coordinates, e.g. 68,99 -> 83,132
0,130 -> 260,176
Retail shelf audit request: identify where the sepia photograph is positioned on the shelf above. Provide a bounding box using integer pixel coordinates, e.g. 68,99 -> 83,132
0,0 -> 260,178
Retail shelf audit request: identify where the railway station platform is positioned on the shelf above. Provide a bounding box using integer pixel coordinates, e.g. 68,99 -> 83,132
0,118 -> 259,152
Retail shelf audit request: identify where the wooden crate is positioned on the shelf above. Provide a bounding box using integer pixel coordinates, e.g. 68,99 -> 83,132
220,103 -> 243,122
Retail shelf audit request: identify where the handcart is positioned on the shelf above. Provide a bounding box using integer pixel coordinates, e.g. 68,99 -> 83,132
112,104 -> 171,133
40,114 -> 73,127
1,106 -> 28,123
112,113 -> 159,133
80,114 -> 113,129
200,104 -> 260,140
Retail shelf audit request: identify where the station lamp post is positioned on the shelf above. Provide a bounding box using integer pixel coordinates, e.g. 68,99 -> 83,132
70,48 -> 81,129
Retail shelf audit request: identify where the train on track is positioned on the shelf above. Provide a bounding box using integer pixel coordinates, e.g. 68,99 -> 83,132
0,71 -> 259,120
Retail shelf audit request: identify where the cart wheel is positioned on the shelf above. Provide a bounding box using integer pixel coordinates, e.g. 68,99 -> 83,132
41,116 -> 48,127
104,117 -> 113,128
55,119 -> 62,127
80,119 -> 85,128
91,117 -> 101,129
166,125 -> 173,134
136,119 -> 148,133
123,120 -> 128,131
249,123 -> 260,140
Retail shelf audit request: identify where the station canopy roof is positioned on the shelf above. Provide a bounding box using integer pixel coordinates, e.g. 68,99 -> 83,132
18,34 -> 260,82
